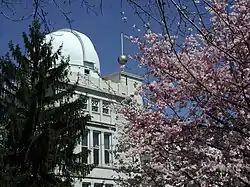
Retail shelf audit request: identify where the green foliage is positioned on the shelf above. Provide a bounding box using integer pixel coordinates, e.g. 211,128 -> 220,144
0,19 -> 93,187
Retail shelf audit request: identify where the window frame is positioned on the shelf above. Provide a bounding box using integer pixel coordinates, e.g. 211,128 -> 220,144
104,133 -> 112,165
105,184 -> 113,187
102,101 -> 111,115
82,96 -> 88,111
81,129 -> 90,164
84,61 -> 95,70
93,131 -> 101,165
91,98 -> 100,113
94,183 -> 103,187
82,182 -> 91,187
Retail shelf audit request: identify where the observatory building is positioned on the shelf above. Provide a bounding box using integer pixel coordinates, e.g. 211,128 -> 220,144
46,29 -> 142,187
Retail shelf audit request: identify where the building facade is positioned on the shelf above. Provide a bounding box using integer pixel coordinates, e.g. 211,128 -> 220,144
46,29 -> 142,187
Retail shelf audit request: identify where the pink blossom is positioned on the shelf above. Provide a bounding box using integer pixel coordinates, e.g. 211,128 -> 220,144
116,0 -> 250,186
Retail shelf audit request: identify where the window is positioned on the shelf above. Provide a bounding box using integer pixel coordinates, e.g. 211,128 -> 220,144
105,185 -> 113,187
104,133 -> 112,165
84,69 -> 90,75
102,101 -> 110,115
84,61 -> 94,70
83,97 -> 88,110
94,184 -> 103,187
82,130 -> 89,164
85,130 -> 114,166
93,131 -> 100,165
82,183 -> 91,187
92,99 -> 100,112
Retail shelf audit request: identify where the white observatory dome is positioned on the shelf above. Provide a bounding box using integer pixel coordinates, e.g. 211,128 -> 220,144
45,29 -> 100,73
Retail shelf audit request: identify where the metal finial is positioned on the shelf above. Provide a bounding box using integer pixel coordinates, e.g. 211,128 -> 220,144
121,32 -> 124,55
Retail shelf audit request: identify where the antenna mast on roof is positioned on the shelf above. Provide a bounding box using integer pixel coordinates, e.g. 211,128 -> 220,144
121,32 -> 124,55
117,32 -> 127,72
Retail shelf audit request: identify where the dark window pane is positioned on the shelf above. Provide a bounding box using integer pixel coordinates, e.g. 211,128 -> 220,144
103,108 -> 109,114
104,133 -> 110,149
105,150 -> 110,164
94,184 -> 103,187
92,99 -> 99,112
82,132 -> 88,146
83,97 -> 88,109
83,183 -> 90,187
102,101 -> 110,114
94,149 -> 99,165
92,106 -> 98,112
83,98 -> 88,104
93,132 -> 99,147
82,147 -> 88,163
105,185 -> 113,187
84,69 -> 90,75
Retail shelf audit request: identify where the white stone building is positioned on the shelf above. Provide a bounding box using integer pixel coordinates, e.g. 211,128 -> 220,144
46,29 -> 142,187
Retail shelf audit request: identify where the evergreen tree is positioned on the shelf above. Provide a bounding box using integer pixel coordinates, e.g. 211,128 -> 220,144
0,19 -> 93,187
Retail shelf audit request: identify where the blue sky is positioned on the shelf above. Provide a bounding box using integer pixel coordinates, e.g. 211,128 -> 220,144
0,1 -> 211,77
0,1 -> 151,76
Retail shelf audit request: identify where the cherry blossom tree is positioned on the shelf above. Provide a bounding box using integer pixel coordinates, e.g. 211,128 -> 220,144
116,0 -> 250,186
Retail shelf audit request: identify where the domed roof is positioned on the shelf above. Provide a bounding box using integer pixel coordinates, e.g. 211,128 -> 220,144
45,29 -> 100,73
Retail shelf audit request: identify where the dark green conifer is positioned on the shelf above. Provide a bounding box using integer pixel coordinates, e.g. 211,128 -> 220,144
0,19 -> 93,187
